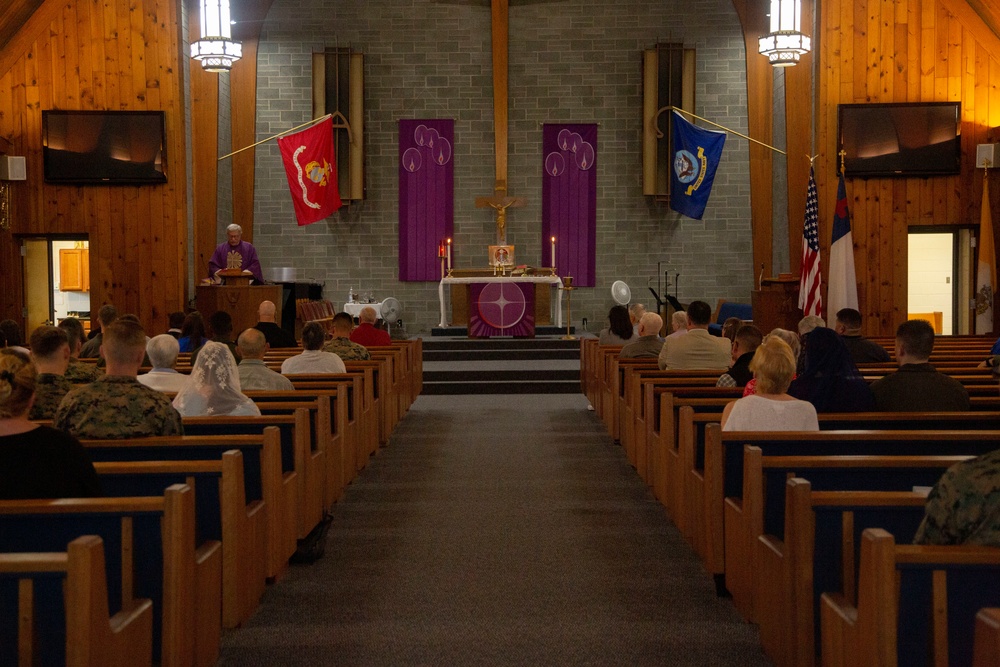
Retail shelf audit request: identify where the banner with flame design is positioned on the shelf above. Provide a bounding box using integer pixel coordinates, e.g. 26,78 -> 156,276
542,124 -> 597,287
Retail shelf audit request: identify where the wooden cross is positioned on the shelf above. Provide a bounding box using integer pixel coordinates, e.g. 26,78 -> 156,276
475,0 -> 527,244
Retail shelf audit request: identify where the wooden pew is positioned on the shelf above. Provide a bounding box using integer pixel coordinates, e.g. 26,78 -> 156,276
80,431 -> 283,624
753,471 -> 961,667
94,456 -> 251,653
0,536 -> 154,667
710,430 -> 1000,623
975,608 -> 1000,667
0,485 -> 198,667
821,528 -> 1000,667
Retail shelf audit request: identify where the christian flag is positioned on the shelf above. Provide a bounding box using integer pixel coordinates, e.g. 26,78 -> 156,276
668,111 -> 726,220
798,168 -> 822,317
976,177 -> 996,334
277,117 -> 342,226
826,173 -> 859,326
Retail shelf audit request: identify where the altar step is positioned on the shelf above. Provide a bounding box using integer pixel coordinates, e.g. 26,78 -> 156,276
421,337 -> 582,394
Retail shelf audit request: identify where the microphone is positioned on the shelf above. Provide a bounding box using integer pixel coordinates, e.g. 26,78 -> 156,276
758,264 -> 764,291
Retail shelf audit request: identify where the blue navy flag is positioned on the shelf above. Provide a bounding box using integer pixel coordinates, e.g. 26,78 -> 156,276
669,110 -> 727,220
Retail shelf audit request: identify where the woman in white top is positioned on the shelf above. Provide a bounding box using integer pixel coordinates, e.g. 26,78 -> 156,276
172,341 -> 261,417
721,335 -> 818,431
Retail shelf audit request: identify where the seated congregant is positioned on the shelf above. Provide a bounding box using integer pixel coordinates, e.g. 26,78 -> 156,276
834,307 -> 890,363
349,307 -> 391,347
58,316 -> 99,385
870,319 -> 969,412
177,311 -> 208,354
209,223 -> 264,283
237,328 -> 294,391
619,313 -> 664,359
657,300 -> 731,371
0,319 -> 29,355
914,449 -> 1000,547
282,322 -> 346,374
721,336 -> 818,432
628,303 -> 646,337
667,310 -> 688,338
54,319 -> 183,438
27,325 -> 72,420
138,334 -> 190,393
717,324 -> 763,389
598,305 -> 636,346
255,300 -> 298,349
191,310 -> 240,366
173,342 -> 261,417
0,349 -> 103,499
743,328 -> 800,396
79,304 -> 117,358
166,311 -> 185,339
324,312 -> 372,361
788,326 -> 874,413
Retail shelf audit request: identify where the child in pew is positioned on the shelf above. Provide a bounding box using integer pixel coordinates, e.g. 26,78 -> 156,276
0,349 -> 102,499
720,335 -> 818,431
172,341 -> 261,417
914,448 -> 1000,547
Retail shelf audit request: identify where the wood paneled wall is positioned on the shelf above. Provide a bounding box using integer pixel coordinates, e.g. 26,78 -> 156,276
0,0 -> 187,334
807,0 -> 1000,335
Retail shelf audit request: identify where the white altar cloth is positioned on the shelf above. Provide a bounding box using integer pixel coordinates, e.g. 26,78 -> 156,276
438,275 -> 564,328
343,301 -> 384,319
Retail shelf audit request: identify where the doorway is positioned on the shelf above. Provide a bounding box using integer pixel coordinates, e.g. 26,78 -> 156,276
906,228 -> 972,336
20,236 -> 91,336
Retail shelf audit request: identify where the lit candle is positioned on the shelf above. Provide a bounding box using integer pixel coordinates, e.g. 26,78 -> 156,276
550,236 -> 556,268
447,238 -> 452,270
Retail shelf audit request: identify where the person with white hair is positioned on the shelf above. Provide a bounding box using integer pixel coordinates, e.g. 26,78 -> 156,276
620,313 -> 664,359
208,223 -> 263,283
349,306 -> 391,347
667,310 -> 688,338
138,334 -> 190,393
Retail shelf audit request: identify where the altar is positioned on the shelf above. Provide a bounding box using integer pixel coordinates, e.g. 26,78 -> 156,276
438,271 -> 564,336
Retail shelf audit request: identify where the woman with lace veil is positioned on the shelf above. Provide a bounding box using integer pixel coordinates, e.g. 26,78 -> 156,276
172,341 -> 261,417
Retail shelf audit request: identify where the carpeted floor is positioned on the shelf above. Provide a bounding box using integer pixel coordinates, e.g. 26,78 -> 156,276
218,394 -> 771,666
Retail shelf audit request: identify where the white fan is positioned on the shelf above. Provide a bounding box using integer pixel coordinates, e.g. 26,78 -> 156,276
611,280 -> 631,305
380,297 -> 403,336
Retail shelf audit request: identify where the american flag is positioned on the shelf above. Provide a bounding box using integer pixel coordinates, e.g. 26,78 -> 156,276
798,168 -> 822,317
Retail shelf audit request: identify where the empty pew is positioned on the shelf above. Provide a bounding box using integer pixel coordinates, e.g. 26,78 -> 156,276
0,485 -> 198,667
0,536 -> 154,667
975,608 -> 1000,667
80,430 -> 284,623
821,528 -> 1000,667
753,469 -> 963,667
709,429 -> 1000,623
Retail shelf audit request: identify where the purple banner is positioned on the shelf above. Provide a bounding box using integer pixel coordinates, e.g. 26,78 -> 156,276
399,119 -> 454,281
542,124 -> 597,287
469,282 -> 536,338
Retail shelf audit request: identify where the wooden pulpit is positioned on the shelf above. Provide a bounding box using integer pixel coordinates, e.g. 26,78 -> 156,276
751,275 -> 801,333
217,269 -> 253,287
195,284 -> 282,336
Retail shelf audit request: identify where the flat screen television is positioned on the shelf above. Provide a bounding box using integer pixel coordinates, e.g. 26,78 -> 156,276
42,110 -> 167,184
838,102 -> 961,178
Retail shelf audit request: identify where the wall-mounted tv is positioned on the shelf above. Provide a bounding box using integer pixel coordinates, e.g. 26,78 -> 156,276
42,110 -> 167,185
838,102 -> 961,178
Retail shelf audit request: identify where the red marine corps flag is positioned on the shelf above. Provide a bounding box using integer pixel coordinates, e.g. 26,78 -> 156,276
277,116 -> 342,226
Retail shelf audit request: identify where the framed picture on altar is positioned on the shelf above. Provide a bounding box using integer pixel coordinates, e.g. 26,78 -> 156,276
489,245 -> 515,268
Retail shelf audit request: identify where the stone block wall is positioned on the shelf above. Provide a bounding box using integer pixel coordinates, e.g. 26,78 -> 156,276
253,0 -> 752,333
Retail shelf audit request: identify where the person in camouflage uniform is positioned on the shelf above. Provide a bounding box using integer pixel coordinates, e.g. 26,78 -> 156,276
323,312 -> 371,361
54,319 -> 183,439
27,325 -> 72,420
58,317 -> 100,385
914,449 -> 1000,547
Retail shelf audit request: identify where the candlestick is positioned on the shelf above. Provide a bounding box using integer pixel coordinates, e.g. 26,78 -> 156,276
550,236 -> 556,269
447,238 -> 452,271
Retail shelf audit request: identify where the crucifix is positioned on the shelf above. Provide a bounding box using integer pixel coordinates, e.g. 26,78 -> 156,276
474,0 -> 527,246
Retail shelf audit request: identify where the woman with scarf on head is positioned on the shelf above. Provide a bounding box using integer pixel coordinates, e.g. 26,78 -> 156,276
172,341 -> 261,417
788,326 -> 875,413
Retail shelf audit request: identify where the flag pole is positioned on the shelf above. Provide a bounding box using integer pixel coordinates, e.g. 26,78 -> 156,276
654,106 -> 786,156
218,114 -> 333,161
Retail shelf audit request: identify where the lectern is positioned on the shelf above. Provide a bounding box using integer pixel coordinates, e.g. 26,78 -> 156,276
751,275 -> 801,333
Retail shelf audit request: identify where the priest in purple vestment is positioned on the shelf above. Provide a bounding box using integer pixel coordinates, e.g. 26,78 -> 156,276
209,224 -> 264,283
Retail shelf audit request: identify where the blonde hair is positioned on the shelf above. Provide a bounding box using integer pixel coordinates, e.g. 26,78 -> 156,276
749,335 -> 796,395
0,349 -> 36,419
